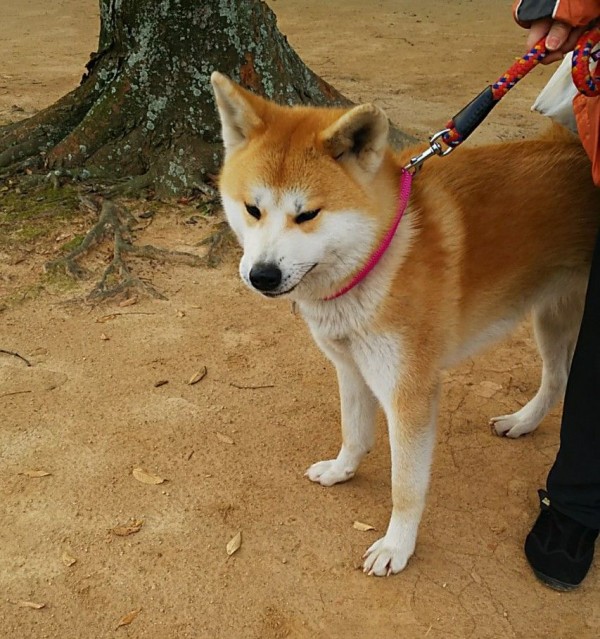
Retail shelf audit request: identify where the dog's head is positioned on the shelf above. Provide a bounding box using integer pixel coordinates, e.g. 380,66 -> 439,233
211,72 -> 395,301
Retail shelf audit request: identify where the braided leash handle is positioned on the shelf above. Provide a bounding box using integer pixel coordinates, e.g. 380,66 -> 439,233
442,25 -> 600,149
572,25 -> 600,96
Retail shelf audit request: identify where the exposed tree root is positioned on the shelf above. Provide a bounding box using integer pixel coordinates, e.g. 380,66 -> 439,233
196,220 -> 237,268
45,198 -> 205,301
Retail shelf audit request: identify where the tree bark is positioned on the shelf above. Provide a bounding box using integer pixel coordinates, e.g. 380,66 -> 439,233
0,0 -> 414,195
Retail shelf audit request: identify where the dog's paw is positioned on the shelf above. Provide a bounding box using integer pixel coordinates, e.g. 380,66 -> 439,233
362,537 -> 413,576
305,459 -> 355,487
490,413 -> 538,438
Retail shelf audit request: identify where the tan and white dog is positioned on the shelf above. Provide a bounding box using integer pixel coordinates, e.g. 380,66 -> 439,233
211,72 -> 600,576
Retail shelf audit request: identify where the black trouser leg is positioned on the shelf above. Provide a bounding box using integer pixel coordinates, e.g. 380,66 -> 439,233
547,230 -> 600,530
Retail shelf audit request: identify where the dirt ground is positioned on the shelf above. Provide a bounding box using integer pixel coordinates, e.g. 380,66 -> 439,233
1,1 -> 598,638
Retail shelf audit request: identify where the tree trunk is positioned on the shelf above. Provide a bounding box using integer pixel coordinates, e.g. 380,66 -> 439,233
0,0 -> 414,195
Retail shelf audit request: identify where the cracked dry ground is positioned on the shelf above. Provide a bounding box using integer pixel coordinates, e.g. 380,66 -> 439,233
1,0 -> 598,637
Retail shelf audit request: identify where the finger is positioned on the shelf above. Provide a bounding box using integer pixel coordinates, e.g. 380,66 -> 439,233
561,26 -> 586,53
546,20 -> 572,51
541,50 -> 566,64
527,17 -> 553,49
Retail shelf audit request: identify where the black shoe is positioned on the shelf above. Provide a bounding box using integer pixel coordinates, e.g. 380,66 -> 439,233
525,490 -> 599,591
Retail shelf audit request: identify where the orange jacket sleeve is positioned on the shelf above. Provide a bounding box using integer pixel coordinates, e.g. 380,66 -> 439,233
513,0 -> 600,27
574,94 -> 600,185
513,0 -> 600,185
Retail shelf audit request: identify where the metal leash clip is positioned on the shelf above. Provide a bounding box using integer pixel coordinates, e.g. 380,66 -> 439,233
404,128 -> 454,173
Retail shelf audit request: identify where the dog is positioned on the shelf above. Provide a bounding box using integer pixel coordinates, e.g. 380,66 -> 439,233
210,71 -> 600,576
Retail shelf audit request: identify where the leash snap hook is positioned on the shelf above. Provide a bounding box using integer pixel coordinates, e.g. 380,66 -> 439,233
405,128 -> 454,173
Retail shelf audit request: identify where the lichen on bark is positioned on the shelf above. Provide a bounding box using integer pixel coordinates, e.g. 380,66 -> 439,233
2,0 -> 412,195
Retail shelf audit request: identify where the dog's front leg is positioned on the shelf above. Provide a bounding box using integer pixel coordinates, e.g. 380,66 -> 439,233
363,381 -> 440,576
306,340 -> 377,487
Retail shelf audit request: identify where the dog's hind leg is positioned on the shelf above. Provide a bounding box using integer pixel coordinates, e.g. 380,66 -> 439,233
306,340 -> 378,486
490,287 -> 584,438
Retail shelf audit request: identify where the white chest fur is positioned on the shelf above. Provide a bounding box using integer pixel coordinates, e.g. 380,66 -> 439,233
300,292 -> 402,410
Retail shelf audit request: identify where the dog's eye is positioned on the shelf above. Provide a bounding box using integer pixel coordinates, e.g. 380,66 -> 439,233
295,209 -> 321,224
245,204 -> 261,220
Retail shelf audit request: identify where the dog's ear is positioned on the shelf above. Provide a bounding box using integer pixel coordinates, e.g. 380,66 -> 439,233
320,104 -> 389,176
211,72 -> 263,157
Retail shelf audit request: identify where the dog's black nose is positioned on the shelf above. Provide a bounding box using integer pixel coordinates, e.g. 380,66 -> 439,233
249,263 -> 282,292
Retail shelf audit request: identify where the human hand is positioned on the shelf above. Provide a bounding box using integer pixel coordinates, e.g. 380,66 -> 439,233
526,18 -> 587,63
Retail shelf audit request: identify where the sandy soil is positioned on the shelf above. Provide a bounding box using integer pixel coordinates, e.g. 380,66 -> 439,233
1,1 -> 598,638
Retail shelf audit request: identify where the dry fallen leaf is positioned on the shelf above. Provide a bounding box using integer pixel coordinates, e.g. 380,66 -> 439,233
21,470 -> 51,478
15,601 -> 45,609
119,296 -> 138,308
116,608 -> 142,629
188,366 -> 208,385
28,347 -> 48,356
353,521 -> 376,532
132,468 -> 165,485
61,551 -> 77,567
111,519 -> 144,537
96,313 -> 118,323
216,432 -> 235,445
226,531 -> 242,556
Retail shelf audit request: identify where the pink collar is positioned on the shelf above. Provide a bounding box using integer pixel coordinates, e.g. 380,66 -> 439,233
323,168 -> 413,301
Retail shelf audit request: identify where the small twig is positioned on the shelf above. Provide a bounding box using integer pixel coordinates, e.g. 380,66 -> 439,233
0,390 -> 33,398
95,312 -> 156,322
229,383 -> 275,390
0,349 -> 32,367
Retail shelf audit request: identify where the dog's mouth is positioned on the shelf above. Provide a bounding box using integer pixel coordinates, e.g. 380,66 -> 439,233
261,263 -> 318,298
263,289 -> 294,298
